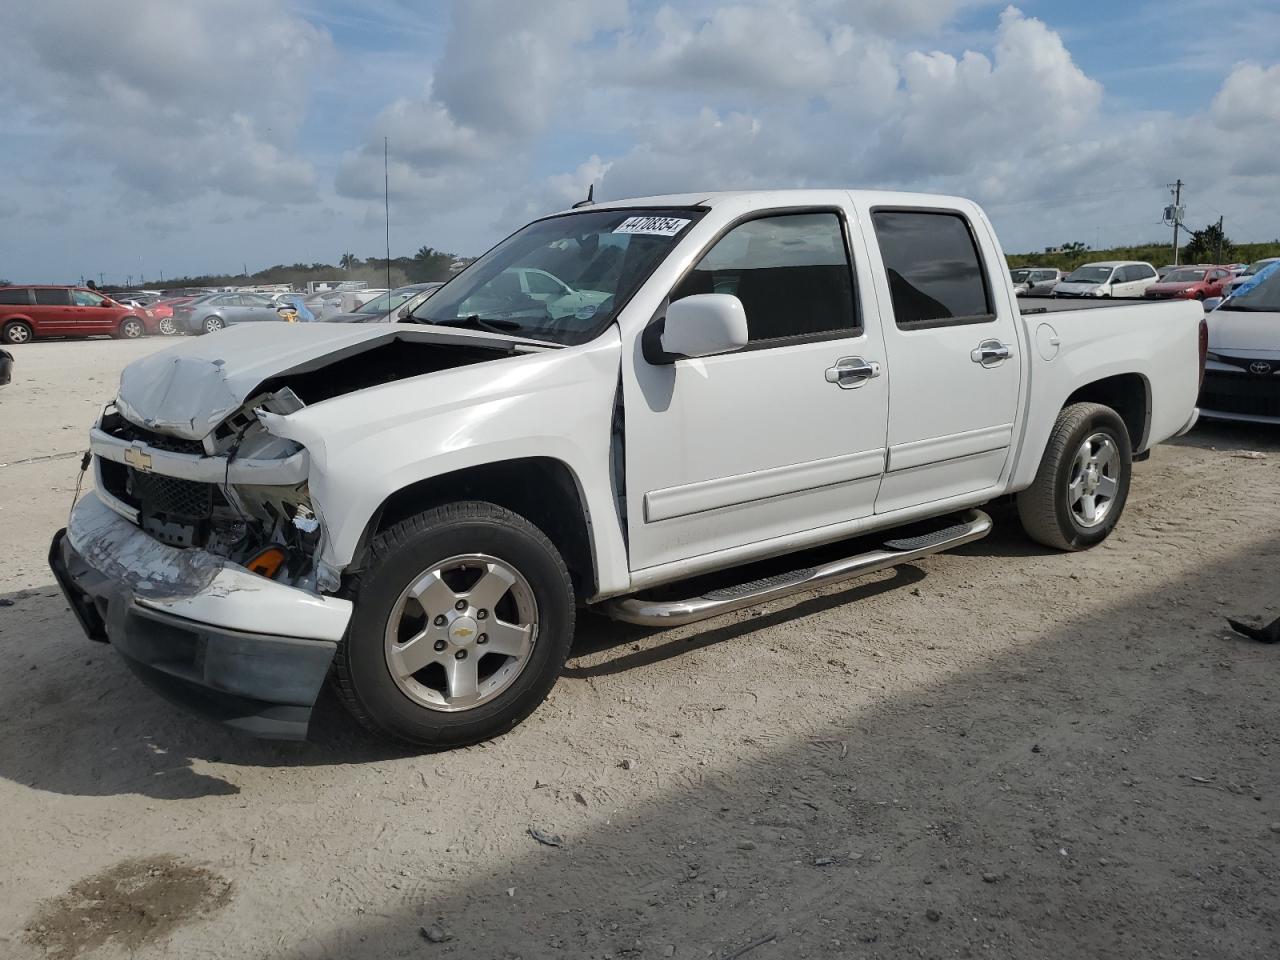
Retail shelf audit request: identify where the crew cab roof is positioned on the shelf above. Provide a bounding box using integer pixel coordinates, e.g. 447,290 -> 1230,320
560,188 -> 977,215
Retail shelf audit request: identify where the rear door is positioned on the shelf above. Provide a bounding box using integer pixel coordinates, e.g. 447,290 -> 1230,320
31,287 -> 74,334
623,205 -> 890,571
860,205 -> 1021,514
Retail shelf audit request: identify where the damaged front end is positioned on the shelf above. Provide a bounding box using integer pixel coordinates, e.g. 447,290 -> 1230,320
93,386 -> 338,593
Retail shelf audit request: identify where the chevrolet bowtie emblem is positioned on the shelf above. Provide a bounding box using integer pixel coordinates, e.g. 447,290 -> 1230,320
454,627 -> 474,638
123,445 -> 153,472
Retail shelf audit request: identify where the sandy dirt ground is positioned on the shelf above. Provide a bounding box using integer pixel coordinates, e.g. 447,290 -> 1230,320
1,335 -> 1278,960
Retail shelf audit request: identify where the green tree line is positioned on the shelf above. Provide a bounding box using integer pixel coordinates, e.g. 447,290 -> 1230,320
133,246 -> 465,291
1008,222 -> 1280,271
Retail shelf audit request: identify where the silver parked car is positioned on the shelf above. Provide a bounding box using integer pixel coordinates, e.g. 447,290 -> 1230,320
322,282 -> 444,323
1009,267 -> 1063,296
184,293 -> 292,335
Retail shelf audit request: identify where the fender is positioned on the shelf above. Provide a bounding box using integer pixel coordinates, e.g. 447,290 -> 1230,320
259,327 -> 632,598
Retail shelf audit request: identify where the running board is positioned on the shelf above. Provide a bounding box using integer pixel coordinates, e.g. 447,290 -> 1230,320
602,509 -> 992,627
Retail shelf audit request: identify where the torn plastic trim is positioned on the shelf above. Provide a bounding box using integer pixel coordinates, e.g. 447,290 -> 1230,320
66,492 -> 352,642
90,425 -> 309,485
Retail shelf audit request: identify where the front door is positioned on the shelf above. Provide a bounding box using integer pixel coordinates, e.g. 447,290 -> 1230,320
70,288 -> 117,333
861,207 -> 1021,514
623,208 -> 889,571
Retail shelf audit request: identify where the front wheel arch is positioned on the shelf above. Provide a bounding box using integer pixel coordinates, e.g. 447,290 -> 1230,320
351,457 -> 598,598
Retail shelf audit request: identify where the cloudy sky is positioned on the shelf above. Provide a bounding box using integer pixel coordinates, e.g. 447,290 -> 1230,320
2,0 -> 1278,283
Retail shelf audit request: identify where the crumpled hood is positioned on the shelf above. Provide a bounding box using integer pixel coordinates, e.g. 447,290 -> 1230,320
115,322 -> 526,440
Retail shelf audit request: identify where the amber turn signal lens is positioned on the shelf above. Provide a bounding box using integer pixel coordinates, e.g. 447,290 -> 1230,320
246,546 -> 287,579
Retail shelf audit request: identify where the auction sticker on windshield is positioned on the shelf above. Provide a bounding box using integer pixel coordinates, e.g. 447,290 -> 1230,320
613,216 -> 691,237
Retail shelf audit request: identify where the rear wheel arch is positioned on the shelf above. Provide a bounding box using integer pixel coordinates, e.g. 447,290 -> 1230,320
1063,373 -> 1150,452
353,457 -> 598,599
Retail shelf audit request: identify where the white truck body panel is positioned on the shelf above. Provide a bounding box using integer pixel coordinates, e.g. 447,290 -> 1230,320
75,189 -> 1203,607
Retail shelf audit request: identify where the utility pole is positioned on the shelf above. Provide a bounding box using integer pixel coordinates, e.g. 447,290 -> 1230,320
384,136 -> 392,295
1215,216 -> 1224,263
98,272 -> 105,288
1169,179 -> 1183,265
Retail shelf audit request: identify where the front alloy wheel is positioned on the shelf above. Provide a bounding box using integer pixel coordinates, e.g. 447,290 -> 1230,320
158,317 -> 177,336
384,554 -> 538,712
119,317 -> 144,339
334,501 -> 575,747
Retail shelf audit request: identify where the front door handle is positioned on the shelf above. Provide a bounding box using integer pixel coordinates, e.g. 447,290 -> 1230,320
825,356 -> 881,389
971,339 -> 1011,367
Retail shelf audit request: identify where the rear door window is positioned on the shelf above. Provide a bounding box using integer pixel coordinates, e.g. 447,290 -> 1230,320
0,287 -> 31,305
671,211 -> 859,343
871,210 -> 993,327
33,288 -> 71,306
72,289 -> 107,306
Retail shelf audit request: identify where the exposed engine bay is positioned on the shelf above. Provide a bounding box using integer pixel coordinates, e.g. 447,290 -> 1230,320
96,333 -> 530,592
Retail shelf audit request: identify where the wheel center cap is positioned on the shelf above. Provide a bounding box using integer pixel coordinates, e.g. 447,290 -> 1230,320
449,615 -> 479,647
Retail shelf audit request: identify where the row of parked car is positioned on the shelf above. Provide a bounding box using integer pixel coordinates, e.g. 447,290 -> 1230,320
1011,258 -> 1280,301
0,282 -> 444,344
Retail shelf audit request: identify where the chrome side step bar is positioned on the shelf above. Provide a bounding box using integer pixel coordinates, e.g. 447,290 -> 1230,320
602,509 -> 992,627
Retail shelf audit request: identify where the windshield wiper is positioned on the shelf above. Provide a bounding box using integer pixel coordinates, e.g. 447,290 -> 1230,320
428,314 -> 527,334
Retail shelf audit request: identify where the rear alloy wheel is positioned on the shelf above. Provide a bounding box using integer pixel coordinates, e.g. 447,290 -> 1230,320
203,315 -> 225,335
118,317 -> 144,339
2,321 -> 33,345
158,317 -> 177,336
1017,402 -> 1132,551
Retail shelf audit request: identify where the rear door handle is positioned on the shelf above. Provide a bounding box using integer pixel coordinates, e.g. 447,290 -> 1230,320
971,340 -> 1011,367
825,356 -> 881,389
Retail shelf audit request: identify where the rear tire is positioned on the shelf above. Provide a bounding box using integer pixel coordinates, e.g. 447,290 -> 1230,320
2,321 -> 33,345
202,316 -> 225,335
1017,402 -> 1132,551
118,317 -> 144,339
334,501 -> 575,748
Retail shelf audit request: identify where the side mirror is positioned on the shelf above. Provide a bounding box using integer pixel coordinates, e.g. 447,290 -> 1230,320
655,294 -> 748,362
1202,296 -> 1223,313
396,305 -> 411,320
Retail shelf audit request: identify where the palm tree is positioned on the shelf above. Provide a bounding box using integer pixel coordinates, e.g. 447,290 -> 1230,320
339,252 -> 358,270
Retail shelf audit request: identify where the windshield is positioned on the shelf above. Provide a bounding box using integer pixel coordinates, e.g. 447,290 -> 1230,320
1164,269 -> 1206,283
1242,259 -> 1277,276
1064,266 -> 1113,283
1221,266 -> 1280,312
410,207 -> 704,344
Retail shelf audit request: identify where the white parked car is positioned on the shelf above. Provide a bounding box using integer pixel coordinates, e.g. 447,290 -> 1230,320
1053,261 -> 1160,298
51,189 -> 1205,747
1200,268 -> 1280,423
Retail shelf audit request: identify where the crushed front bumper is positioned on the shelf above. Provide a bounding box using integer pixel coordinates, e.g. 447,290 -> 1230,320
49,494 -> 353,739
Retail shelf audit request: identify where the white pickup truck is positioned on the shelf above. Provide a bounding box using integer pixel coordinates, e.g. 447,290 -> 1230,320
50,190 -> 1206,746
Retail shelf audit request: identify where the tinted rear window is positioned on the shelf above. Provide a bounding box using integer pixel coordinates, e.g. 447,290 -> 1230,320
0,287 -> 30,305
34,288 -> 71,306
871,211 -> 992,326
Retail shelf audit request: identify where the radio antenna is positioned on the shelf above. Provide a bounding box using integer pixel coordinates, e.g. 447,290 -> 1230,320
572,183 -> 595,209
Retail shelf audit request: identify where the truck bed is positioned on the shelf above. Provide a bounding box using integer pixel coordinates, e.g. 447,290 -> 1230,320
1018,296 -> 1184,315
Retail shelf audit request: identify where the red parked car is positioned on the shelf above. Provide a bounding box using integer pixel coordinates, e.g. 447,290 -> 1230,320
0,285 -> 156,344
1143,265 -> 1232,301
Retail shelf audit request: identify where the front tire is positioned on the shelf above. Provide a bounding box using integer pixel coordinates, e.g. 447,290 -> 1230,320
118,317 -> 144,339
158,317 -> 177,336
334,501 -> 575,748
1017,402 -> 1132,551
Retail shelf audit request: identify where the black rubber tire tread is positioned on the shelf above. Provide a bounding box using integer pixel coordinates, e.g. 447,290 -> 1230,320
1016,401 -> 1132,551
2,321 -> 33,345
332,500 -> 575,748
118,317 -> 144,339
